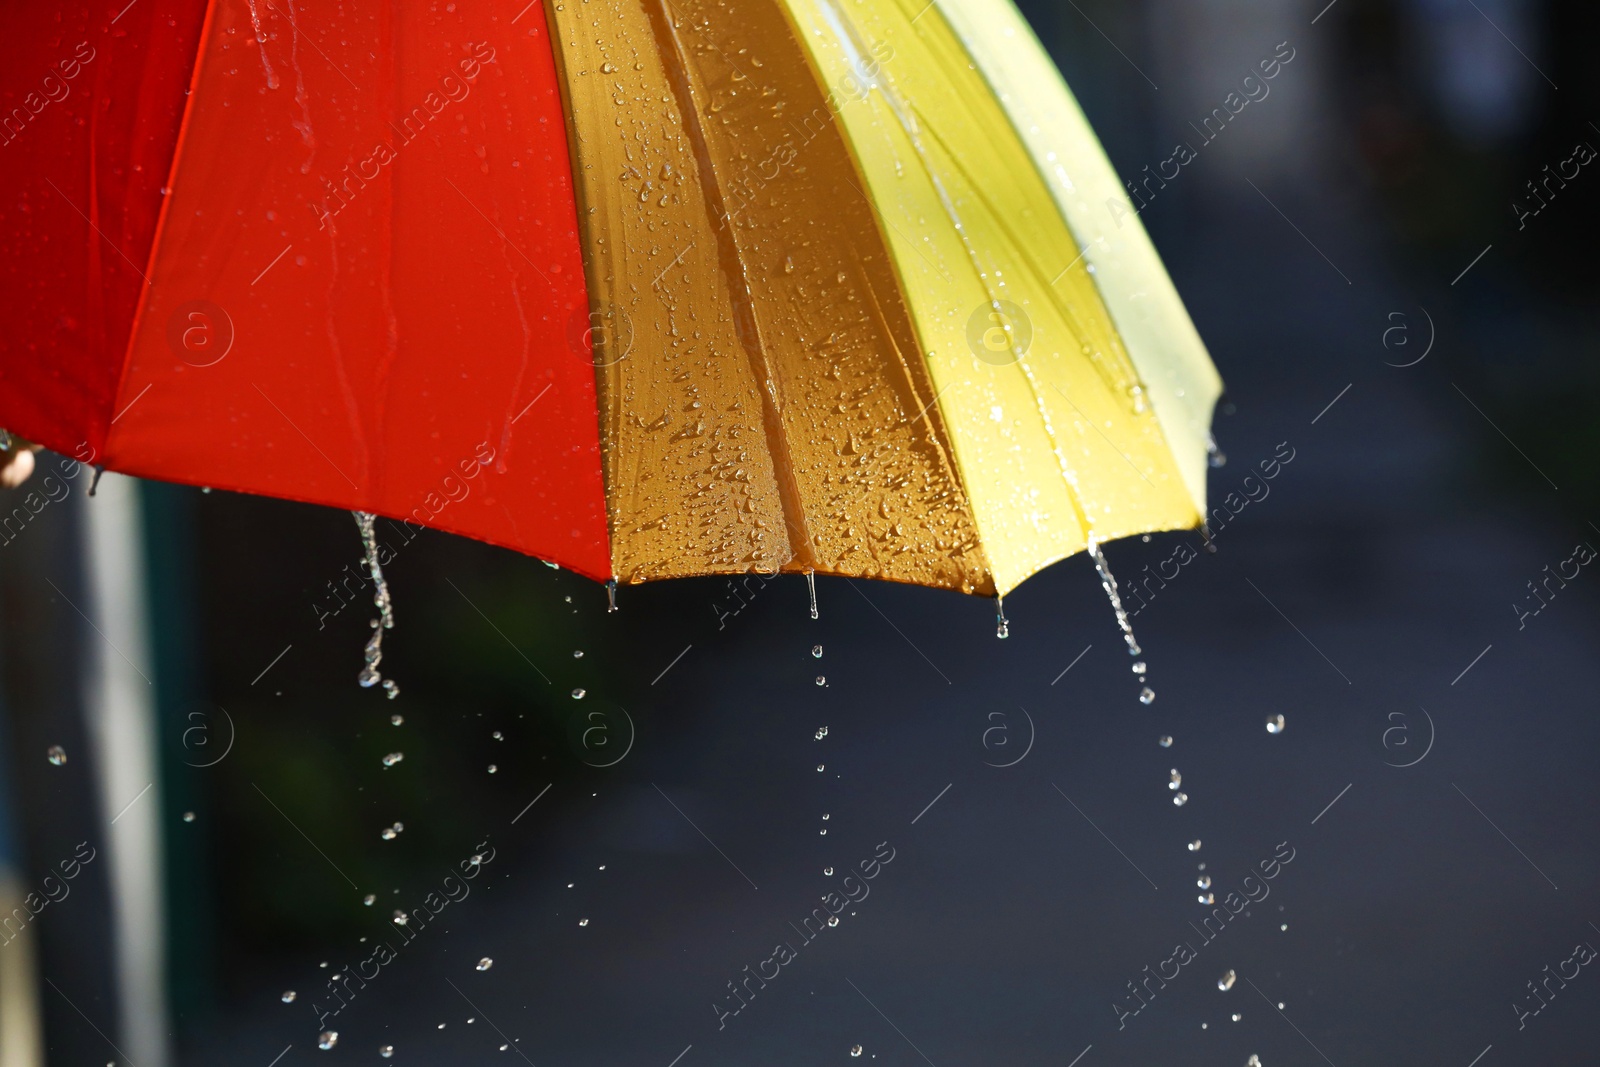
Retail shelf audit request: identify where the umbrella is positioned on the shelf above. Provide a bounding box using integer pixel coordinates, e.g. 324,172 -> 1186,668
0,0 -> 1219,605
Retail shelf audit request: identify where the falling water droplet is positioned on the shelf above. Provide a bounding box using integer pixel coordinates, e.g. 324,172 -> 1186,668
46,745 -> 66,766
606,578 -> 618,612
1158,735 -> 1173,748
477,957 -> 494,971
824,867 -> 834,875
317,1031 -> 339,1050
571,688 -> 586,700
578,918 -> 589,926
995,596 -> 1009,639
573,650 -> 584,658
819,828 -> 827,835
392,910 -> 408,925
1131,661 -> 1147,676
390,714 -> 403,726
381,752 -> 403,767
487,764 -> 498,774
1139,687 -> 1155,705
182,811 -> 196,823
1169,769 -> 1182,789
822,813 -> 830,820
1218,970 -> 1236,991
352,512 -> 397,694
827,915 -> 840,927
851,1045 -> 864,1057
815,676 -> 826,686
380,1047 -> 395,1059
88,466 -> 105,495
1231,1013 -> 1242,1022
816,764 -> 825,772
815,727 -> 829,740
1087,538 -> 1141,654
1199,892 -> 1215,904
492,731 -> 503,740
281,990 -> 297,1003
1247,1056 -> 1263,1067
1188,839 -> 1202,851
1172,792 -> 1188,806
363,894 -> 376,905
812,645 -> 823,658
1266,714 -> 1285,734
1197,875 -> 1212,889
1207,433 -> 1227,468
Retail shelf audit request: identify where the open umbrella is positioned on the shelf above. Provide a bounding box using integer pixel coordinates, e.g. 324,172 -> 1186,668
0,0 -> 1219,605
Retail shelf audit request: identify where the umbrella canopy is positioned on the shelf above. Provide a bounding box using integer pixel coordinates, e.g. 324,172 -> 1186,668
0,0 -> 1219,598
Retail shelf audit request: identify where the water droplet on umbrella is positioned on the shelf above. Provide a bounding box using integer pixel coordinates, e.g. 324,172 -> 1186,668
806,571 -> 818,619
47,745 -> 66,766
380,1046 -> 394,1059
1172,792 -> 1188,806
1139,687 -> 1155,705
1218,970 -> 1236,991
578,918 -> 589,926
382,752 -> 403,767
851,1045 -> 863,1057
318,1031 -> 338,1050
812,645 -> 823,658
1158,735 -> 1173,748
281,990 -> 297,1003
363,894 -> 376,905
390,714 -> 403,725
1266,714 -> 1285,734
477,957 -> 493,971
1188,839 -> 1202,851
572,688 -> 586,700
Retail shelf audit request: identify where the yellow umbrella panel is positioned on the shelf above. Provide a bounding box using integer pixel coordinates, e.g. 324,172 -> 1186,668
543,0 -> 1222,599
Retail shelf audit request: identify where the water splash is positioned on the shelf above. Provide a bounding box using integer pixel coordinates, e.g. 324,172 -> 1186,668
353,511 -> 398,697
995,596 -> 1009,639
806,570 -> 818,619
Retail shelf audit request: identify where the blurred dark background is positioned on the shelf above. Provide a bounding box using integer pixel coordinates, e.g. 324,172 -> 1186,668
1,0 -> 1597,1064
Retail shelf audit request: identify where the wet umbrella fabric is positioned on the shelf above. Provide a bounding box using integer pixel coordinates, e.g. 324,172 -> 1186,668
0,0 -> 1219,598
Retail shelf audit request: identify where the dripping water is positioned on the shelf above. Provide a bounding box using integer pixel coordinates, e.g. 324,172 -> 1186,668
353,511 -> 398,698
606,578 -> 618,613
1206,432 -> 1227,468
806,570 -> 818,620
995,596 -> 1009,639
88,466 -> 105,496
1087,537 -> 1156,704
